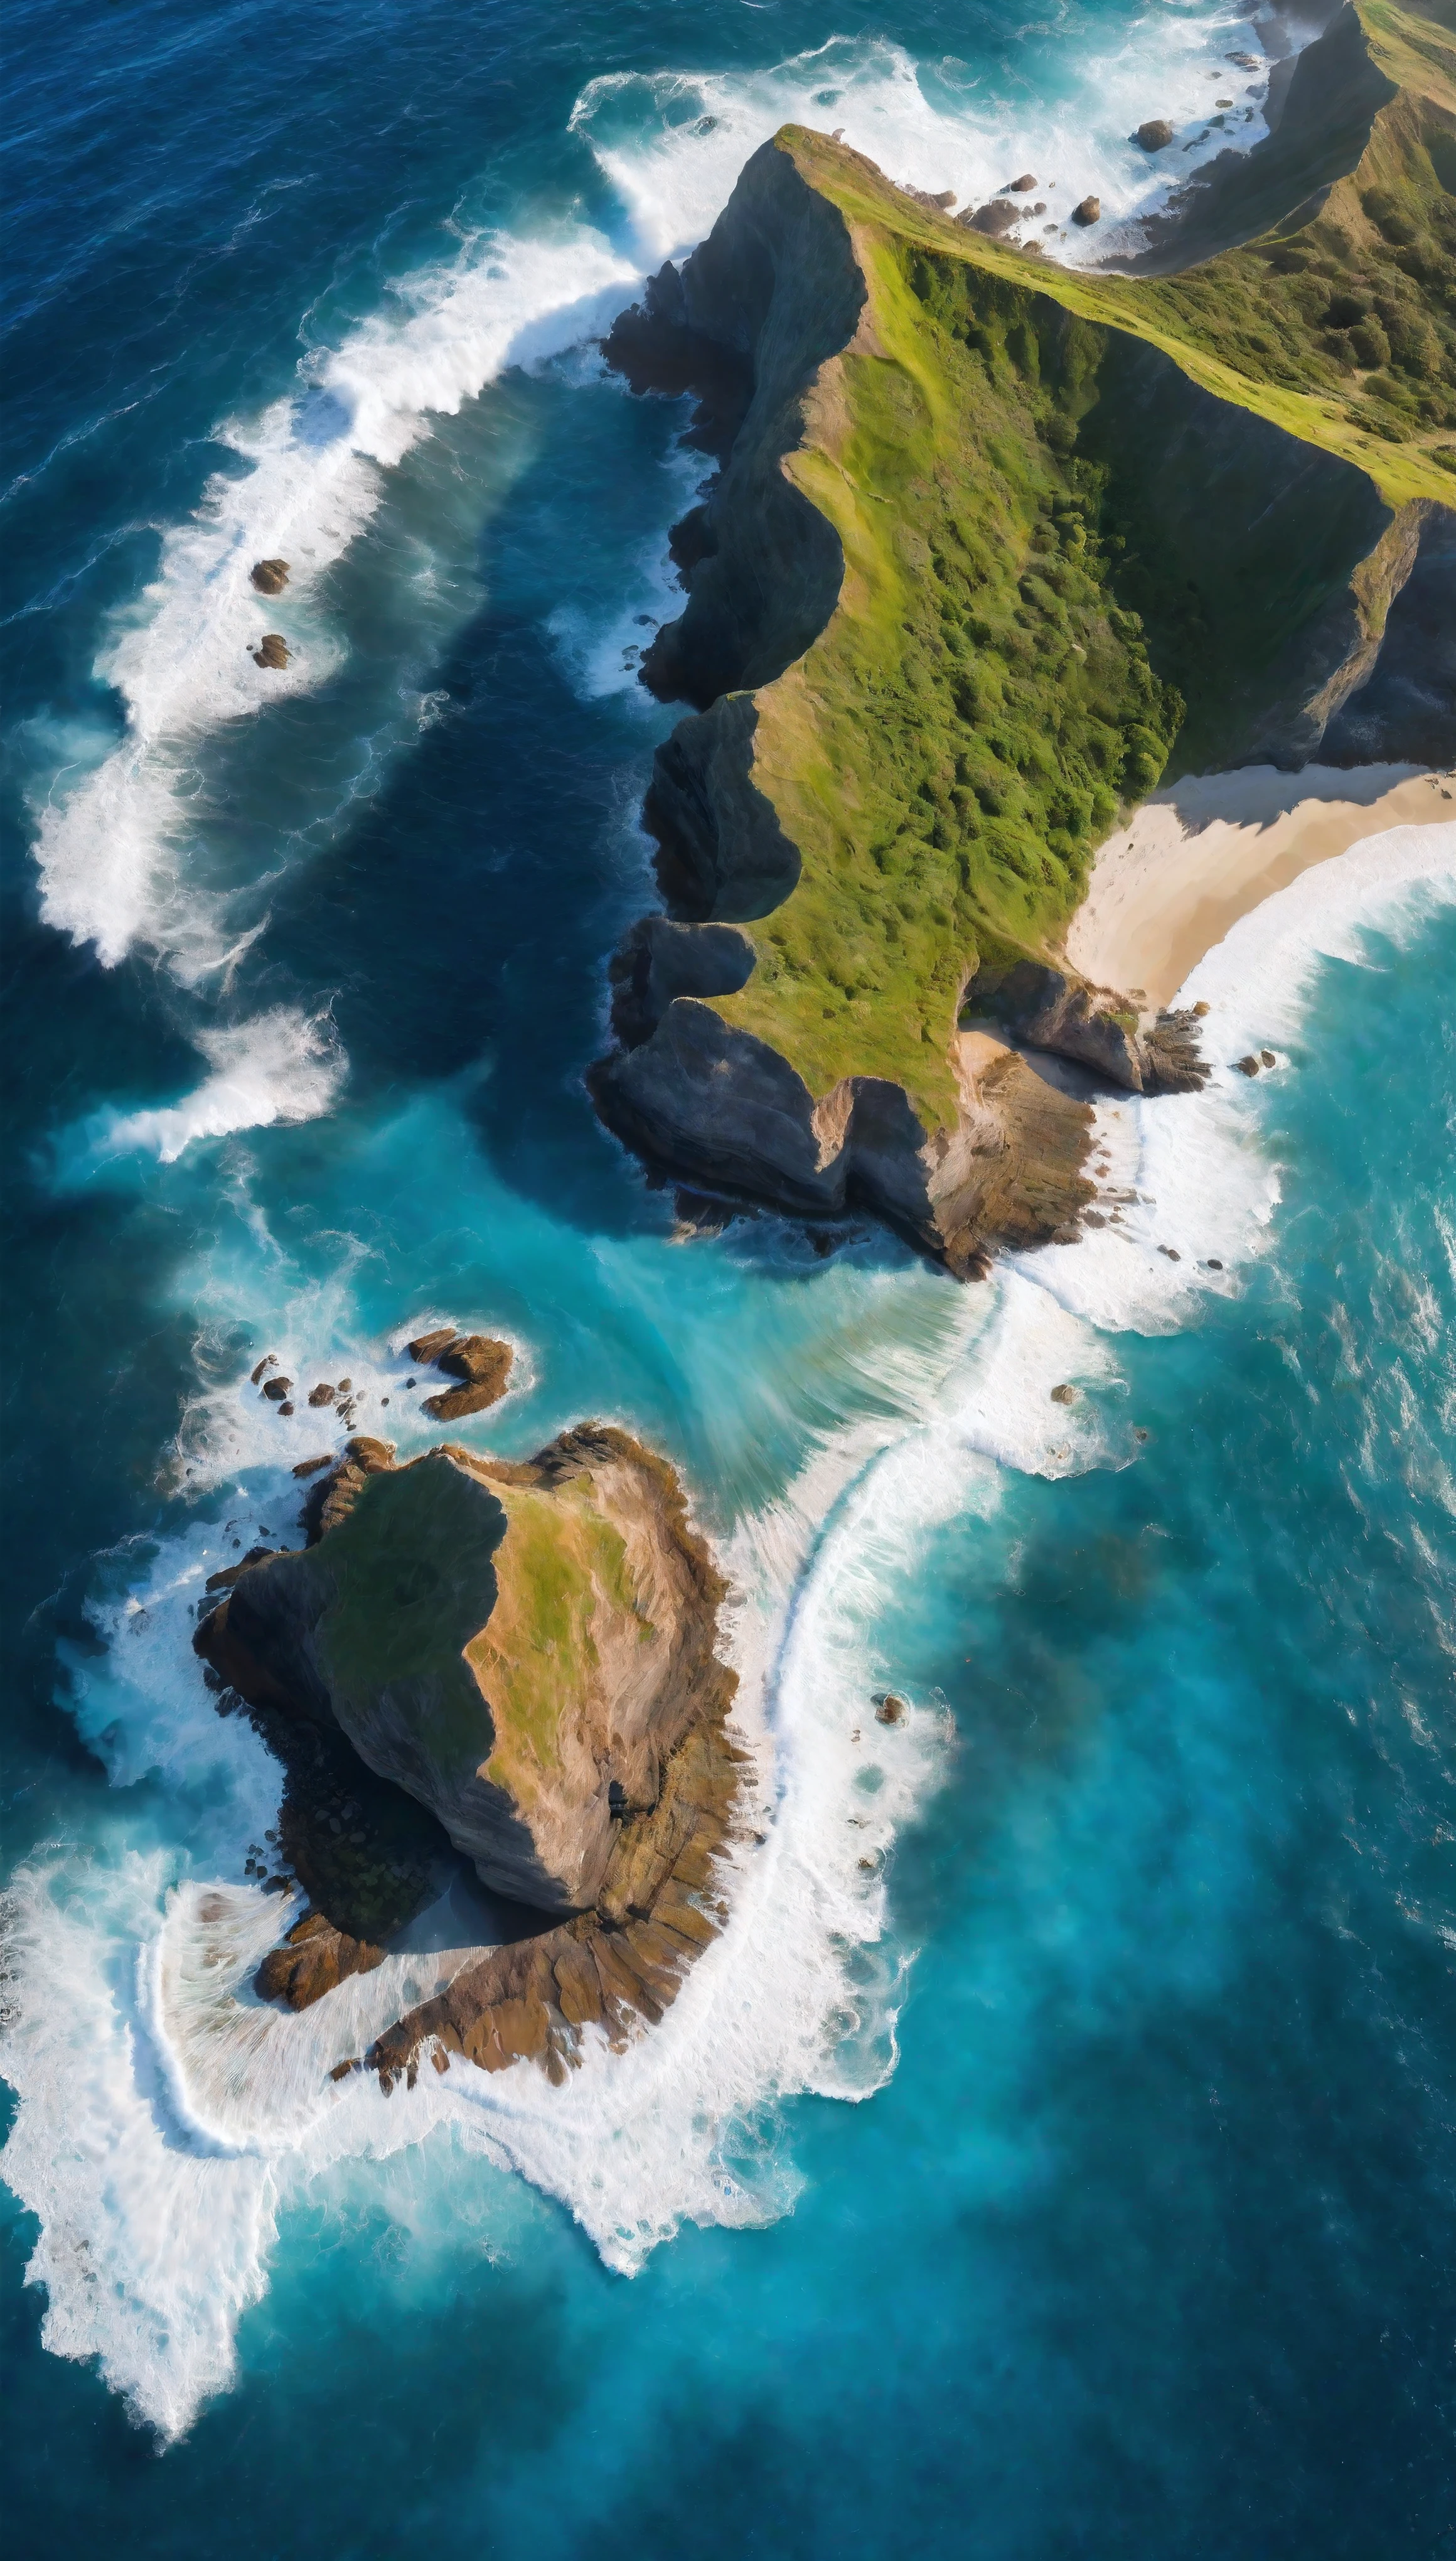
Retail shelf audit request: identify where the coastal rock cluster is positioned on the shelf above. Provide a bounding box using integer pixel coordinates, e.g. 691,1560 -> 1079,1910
196,1419 -> 744,2084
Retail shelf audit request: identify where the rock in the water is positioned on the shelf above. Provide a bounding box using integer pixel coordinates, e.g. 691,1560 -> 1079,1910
292,1454 -> 333,1479
1137,119 -> 1175,150
251,1354 -> 277,1384
1193,1001 -> 1211,1018
1050,1383 -> 1078,1406
423,1379 -> 506,1422
251,633 -> 290,668
409,1330 -> 513,1421
308,1382 -> 336,1407
1071,195 -> 1101,226
1009,172 -> 1037,190
960,199 -> 1020,237
195,1425 -> 734,1914
1260,1048 -> 1277,1067
262,1376 -> 292,1402
257,1910 -> 383,2007
436,1333 -> 511,1389
250,559 -> 289,595
874,1692 -> 906,1725
406,1326 -> 458,1364
1236,1054 -> 1261,1076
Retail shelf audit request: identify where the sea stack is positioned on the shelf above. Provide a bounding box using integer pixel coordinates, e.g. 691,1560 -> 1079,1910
196,1423 -> 734,1913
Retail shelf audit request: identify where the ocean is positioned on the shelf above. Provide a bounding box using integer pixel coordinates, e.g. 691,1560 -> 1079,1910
3,0 -> 1454,2549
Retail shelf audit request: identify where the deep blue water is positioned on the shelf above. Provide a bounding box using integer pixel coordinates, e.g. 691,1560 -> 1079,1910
3,0 -> 1455,2551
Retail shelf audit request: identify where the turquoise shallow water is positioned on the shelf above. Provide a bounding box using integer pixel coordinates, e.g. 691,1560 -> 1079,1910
3,0 -> 1455,2547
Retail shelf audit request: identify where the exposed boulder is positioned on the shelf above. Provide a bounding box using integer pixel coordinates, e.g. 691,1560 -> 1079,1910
250,559 -> 289,595
1072,195 -> 1102,225
1008,173 -> 1037,191
251,633 -> 290,668
1137,120 -> 1175,151
424,1334 -> 513,1422
257,1911 -> 383,2006
402,1326 -> 515,1421
960,199 -> 1020,237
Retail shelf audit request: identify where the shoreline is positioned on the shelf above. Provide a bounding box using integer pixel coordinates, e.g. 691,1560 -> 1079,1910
1065,764 -> 1456,1011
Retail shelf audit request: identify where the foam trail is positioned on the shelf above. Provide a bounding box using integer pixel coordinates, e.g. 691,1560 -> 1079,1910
67,1006 -> 347,1170
571,14 -> 1287,272
32,230 -> 640,976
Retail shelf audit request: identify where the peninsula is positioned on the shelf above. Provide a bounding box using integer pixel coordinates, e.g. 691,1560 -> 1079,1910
592,0 -> 1455,1272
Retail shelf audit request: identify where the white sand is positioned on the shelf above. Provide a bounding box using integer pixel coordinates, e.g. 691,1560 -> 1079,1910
1066,763 -> 1456,1009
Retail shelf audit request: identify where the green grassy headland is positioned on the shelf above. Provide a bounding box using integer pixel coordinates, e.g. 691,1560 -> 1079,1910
685,0 -> 1455,1128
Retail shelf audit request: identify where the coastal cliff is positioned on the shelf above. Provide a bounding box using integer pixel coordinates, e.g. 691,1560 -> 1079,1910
591,1 -> 1453,1269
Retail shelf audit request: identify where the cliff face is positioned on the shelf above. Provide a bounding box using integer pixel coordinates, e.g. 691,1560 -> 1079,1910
198,1425 -> 733,1914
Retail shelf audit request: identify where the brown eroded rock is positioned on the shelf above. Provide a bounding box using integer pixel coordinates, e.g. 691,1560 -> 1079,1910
365,1662 -> 747,2090
1137,119 -> 1175,150
250,559 -> 289,595
256,1909 -> 383,2006
406,1326 -> 459,1363
960,198 -> 1020,237
1008,172 -> 1037,190
422,1334 -> 513,1421
262,1376 -> 292,1402
1071,195 -> 1101,225
1050,1383 -> 1078,1406
251,633 -> 291,669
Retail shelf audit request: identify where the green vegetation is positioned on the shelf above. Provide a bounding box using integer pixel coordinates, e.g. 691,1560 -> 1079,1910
695,1 -> 1453,1122
468,1479 -> 649,1814
716,235 -> 1182,1124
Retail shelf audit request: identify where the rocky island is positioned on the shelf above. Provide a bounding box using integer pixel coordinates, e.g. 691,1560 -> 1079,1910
592,0 -> 1454,1273
197,1424 -> 744,2085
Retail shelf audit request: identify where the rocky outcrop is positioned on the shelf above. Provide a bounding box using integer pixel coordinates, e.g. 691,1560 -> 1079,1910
964,960 -> 1210,1095
257,1911 -> 384,2007
250,558 -> 289,594
196,1425 -> 735,1915
251,633 -> 290,669
404,1326 -> 515,1422
591,995 -> 1095,1277
365,1703 -> 746,2092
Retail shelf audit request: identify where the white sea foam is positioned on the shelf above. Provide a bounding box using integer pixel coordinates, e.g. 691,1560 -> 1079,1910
31,228 -> 641,979
570,14 -> 1287,275
72,1006 -> 347,1170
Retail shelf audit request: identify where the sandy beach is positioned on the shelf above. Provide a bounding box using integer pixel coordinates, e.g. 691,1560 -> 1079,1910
1066,765 -> 1456,1010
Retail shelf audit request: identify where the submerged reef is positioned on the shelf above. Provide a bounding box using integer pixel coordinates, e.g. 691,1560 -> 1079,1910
197,1426 -> 744,2084
591,0 -> 1454,1273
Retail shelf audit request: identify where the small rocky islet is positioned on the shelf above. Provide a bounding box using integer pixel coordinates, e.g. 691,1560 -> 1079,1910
196,1400 -> 745,2091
